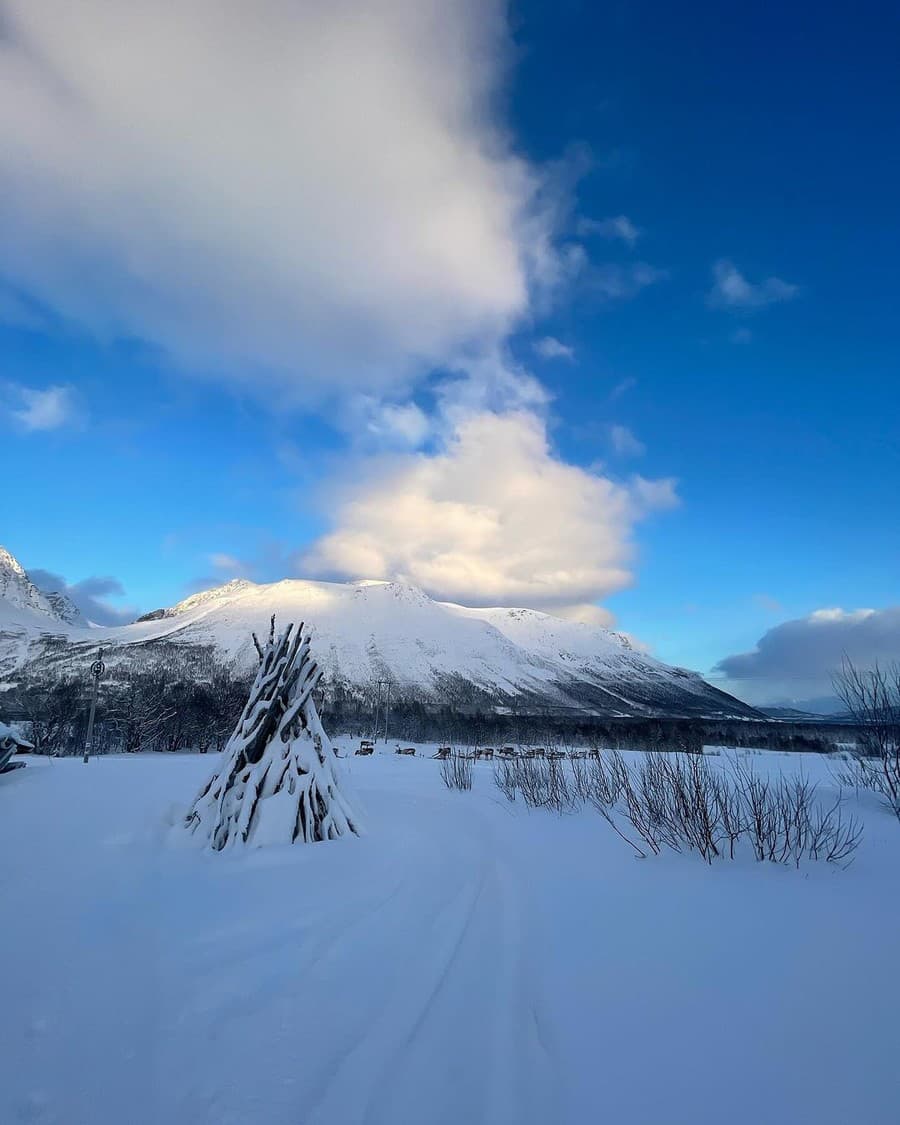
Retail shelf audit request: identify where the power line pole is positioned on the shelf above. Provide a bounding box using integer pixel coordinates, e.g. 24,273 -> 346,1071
83,648 -> 105,764
371,679 -> 395,743
372,682 -> 381,744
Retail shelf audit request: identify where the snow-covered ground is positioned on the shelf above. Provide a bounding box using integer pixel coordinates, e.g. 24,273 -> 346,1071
1,746 -> 898,1125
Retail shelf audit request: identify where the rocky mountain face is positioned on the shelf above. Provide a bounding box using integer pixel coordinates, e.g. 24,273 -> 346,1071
0,547 -> 759,718
0,546 -> 63,620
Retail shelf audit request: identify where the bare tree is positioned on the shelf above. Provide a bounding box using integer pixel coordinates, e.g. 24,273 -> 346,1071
21,679 -> 83,755
833,657 -> 900,819
184,618 -> 361,849
107,674 -> 175,753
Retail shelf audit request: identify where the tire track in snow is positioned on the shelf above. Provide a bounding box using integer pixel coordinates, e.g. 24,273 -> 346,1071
304,801 -> 559,1125
300,858 -> 489,1124
166,788 -> 559,1125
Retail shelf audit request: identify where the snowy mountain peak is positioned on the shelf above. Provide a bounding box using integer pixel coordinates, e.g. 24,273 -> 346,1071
0,545 -> 64,621
351,580 -> 434,606
0,546 -> 27,580
169,579 -> 257,616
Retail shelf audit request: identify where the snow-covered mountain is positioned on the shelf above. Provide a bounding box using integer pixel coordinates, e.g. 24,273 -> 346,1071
0,547 -> 86,670
0,547 -> 758,717
0,546 -> 62,620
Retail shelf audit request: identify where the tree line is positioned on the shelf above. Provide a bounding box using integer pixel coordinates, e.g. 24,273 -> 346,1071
3,657 -> 853,757
5,664 -> 251,756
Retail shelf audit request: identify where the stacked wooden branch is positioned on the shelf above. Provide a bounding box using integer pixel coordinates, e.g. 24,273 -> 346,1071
184,617 -> 361,849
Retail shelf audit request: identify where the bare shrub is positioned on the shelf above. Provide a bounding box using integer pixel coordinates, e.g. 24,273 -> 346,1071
569,753 -> 593,804
610,753 -> 725,862
545,754 -> 576,813
490,754 -> 575,813
488,742 -> 863,868
731,761 -> 775,862
833,658 -> 900,819
807,796 -> 863,865
440,751 -> 473,791
516,756 -> 549,808
713,774 -> 747,860
607,754 -> 863,868
582,749 -> 627,809
729,761 -> 861,868
493,757 -> 518,802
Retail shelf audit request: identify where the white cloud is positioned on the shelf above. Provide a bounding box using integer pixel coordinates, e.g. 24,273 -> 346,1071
0,3 -> 682,621
0,1 -> 562,403
553,603 -> 615,627
715,606 -> 900,704
208,553 -> 245,575
608,424 -> 645,458
2,382 -> 80,431
344,396 -> 432,449
367,402 -> 431,448
303,409 -> 677,619
435,351 -> 550,424
533,336 -> 575,361
709,260 -> 798,310
578,215 -> 640,246
29,567 -> 138,625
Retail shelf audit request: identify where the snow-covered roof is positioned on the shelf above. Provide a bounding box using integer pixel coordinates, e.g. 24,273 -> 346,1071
0,721 -> 33,749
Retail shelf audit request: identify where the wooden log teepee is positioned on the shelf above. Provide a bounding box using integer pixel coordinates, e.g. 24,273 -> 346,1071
184,617 -> 361,849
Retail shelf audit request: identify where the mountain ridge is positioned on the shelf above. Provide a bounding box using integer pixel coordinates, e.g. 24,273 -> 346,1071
0,547 -> 759,719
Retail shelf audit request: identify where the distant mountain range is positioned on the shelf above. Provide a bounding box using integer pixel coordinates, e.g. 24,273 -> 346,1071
0,546 -> 760,719
759,702 -> 850,721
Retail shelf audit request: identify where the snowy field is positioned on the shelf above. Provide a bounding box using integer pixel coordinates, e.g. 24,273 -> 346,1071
2,745 -> 899,1125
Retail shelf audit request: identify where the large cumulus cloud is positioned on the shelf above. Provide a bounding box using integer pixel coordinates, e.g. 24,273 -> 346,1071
0,0 -> 557,399
303,410 -> 678,620
1,2 -> 676,620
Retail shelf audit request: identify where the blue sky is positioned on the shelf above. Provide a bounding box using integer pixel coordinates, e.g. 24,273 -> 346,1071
1,1 -> 898,705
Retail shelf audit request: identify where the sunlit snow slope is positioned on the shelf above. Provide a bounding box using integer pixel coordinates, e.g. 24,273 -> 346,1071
0,549 -> 757,717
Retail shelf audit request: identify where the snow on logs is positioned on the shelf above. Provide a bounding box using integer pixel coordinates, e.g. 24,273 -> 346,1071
184,617 -> 362,849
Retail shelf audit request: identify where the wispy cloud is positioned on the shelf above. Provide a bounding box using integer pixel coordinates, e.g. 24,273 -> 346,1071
2,382 -> 81,432
340,396 -> 432,450
207,553 -> 246,575
592,263 -> 668,301
609,377 -> 637,401
533,336 -> 575,361
577,215 -> 640,246
708,260 -> 798,310
608,424 -> 645,458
